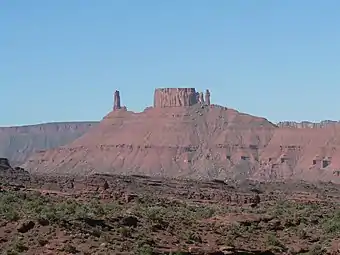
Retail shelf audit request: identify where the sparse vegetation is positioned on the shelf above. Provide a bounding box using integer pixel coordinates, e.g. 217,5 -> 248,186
0,177 -> 340,254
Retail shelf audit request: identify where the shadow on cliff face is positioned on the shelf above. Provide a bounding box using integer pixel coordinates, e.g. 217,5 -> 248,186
0,157 -> 31,186
0,158 -> 11,169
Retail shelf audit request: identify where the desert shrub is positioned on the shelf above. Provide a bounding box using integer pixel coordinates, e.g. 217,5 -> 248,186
102,201 -> 123,216
37,236 -> 49,246
13,240 -> 29,252
62,244 -> 78,254
0,192 -> 21,221
0,191 -> 116,225
0,204 -> 20,221
296,226 -> 308,239
227,223 -> 245,238
190,205 -> 216,219
322,210 -> 340,235
6,239 -> 29,254
184,230 -> 202,243
224,236 -> 235,247
144,206 -> 166,222
37,199 -> 106,222
118,226 -> 132,238
137,244 -> 153,255
308,244 -> 324,255
265,233 -> 285,249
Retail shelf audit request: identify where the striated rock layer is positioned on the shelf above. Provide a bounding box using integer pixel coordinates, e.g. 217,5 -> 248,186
257,126 -> 340,182
0,122 -> 97,166
154,88 -> 198,107
22,88 -> 340,183
277,120 -> 340,129
24,104 -> 275,179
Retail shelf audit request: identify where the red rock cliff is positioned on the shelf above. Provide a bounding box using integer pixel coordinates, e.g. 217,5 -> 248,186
154,88 -> 198,108
0,122 -> 97,166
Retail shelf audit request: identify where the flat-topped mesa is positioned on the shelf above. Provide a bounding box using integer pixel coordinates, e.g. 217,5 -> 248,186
154,88 -> 198,108
113,90 -> 121,110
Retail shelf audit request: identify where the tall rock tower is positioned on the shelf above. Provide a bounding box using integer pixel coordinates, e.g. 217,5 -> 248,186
113,90 -> 121,110
205,89 -> 211,105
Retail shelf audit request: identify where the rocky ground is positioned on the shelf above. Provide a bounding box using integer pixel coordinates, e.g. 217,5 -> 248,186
0,172 -> 340,255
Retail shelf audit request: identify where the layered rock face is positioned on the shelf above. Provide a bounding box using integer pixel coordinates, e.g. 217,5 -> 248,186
154,88 -> 198,108
24,88 -> 276,179
22,88 -> 340,183
256,126 -> 340,182
0,122 -> 97,166
24,106 -> 275,179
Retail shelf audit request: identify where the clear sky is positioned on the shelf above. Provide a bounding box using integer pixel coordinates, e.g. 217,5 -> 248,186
1,0 -> 340,126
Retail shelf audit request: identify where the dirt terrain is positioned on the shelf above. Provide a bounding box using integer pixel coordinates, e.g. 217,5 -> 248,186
0,122 -> 97,166
1,160 -> 340,255
22,88 -> 340,183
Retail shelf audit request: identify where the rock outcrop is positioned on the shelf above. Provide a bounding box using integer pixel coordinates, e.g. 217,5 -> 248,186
277,120 -> 340,128
113,90 -> 121,110
256,126 -> 340,182
0,157 -> 30,184
205,89 -> 211,105
24,88 -> 277,180
0,122 -> 97,166
198,92 -> 204,104
153,88 -> 198,108
21,88 -> 340,183
0,158 -> 11,169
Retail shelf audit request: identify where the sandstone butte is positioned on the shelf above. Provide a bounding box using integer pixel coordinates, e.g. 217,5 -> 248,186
22,88 -> 340,183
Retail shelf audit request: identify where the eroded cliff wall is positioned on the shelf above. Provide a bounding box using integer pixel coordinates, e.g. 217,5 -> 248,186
20,88 -> 340,183
0,122 -> 97,165
23,88 -> 276,180
154,88 -> 198,107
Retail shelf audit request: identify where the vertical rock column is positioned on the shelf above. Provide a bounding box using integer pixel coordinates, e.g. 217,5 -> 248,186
113,90 -> 121,110
198,92 -> 205,104
205,89 -> 211,105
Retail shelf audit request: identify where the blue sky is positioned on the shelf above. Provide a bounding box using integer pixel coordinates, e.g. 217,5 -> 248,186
1,0 -> 340,126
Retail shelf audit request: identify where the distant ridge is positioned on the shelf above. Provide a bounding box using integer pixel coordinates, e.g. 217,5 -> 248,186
0,122 -> 98,165
277,120 -> 340,128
